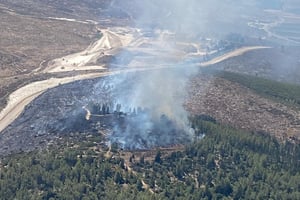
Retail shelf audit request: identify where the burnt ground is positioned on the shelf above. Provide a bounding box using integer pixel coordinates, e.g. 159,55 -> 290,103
0,70 -> 300,156
0,1 -> 299,157
0,72 -> 193,156
0,78 -> 95,156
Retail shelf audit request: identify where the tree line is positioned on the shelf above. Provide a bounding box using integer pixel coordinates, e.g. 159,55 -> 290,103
0,116 -> 300,199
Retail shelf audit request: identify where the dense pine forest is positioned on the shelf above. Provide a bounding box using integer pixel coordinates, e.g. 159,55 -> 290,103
1,115 -> 300,199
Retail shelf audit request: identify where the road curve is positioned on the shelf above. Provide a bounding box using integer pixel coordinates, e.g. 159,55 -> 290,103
0,46 -> 271,133
0,72 -> 111,133
199,46 -> 271,66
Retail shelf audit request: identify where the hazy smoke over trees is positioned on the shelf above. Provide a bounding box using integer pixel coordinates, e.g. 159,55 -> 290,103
104,0 -> 293,149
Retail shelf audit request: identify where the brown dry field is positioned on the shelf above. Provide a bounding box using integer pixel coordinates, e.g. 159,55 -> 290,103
0,12 -> 98,77
0,4 -> 100,111
186,74 -> 300,142
0,0 -> 111,20
0,0 -> 131,112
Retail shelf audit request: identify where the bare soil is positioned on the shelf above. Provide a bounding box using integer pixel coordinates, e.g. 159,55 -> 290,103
0,10 -> 98,77
215,47 -> 300,84
0,4 -> 100,111
187,75 -> 300,141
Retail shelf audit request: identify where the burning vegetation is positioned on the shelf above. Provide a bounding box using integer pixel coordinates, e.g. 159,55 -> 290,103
85,102 -> 195,150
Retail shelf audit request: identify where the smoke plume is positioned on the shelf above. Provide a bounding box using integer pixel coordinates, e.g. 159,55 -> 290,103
102,0 -> 290,149
105,1 -> 246,149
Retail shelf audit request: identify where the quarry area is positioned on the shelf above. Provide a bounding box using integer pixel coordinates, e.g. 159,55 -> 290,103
0,0 -> 300,156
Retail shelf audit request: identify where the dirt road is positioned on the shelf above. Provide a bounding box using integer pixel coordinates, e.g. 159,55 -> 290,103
0,25 -> 271,133
0,66 -> 169,133
0,72 -> 112,133
199,46 -> 271,66
43,27 -> 134,73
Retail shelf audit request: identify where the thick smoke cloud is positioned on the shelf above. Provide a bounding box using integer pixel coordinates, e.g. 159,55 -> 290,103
103,0 -> 289,149
105,1 -> 245,148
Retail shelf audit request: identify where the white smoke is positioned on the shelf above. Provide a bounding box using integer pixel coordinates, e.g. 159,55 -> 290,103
103,0 -> 285,149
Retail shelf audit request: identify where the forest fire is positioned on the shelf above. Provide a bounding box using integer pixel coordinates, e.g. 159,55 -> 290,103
85,103 -> 194,150
86,68 -> 197,150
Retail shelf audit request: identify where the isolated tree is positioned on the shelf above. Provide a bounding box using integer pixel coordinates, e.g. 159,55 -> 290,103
116,104 -> 121,113
101,104 -> 106,115
154,150 -> 162,164
215,180 -> 233,196
114,172 -> 124,185
136,179 -> 143,191
139,155 -> 145,165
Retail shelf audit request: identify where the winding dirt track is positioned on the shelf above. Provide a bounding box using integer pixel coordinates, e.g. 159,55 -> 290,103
0,26 -> 270,133
199,46 -> 271,66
